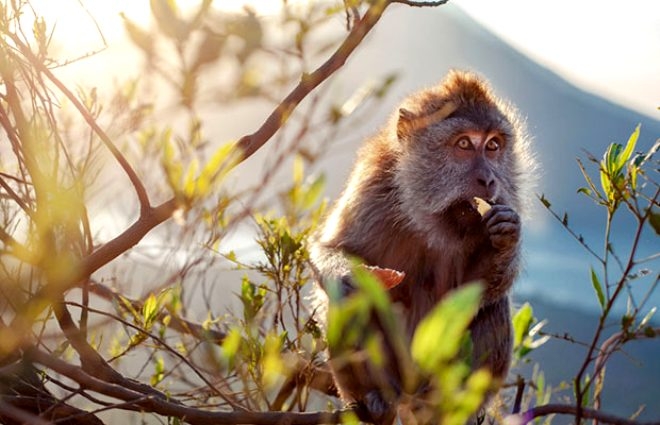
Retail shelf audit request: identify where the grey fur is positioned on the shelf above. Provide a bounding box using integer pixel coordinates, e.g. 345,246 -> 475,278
310,70 -> 534,423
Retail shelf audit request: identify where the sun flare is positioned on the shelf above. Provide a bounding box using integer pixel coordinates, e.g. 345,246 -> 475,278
23,0 -> 291,56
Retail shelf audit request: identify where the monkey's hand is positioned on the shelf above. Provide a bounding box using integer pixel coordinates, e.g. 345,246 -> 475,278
360,390 -> 396,425
482,204 -> 520,252
476,204 -> 521,302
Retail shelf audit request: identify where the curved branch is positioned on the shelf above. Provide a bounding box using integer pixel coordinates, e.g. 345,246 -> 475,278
236,0 -> 390,160
30,348 -> 366,425
593,327 -> 660,413
12,198 -> 178,330
507,404 -> 660,425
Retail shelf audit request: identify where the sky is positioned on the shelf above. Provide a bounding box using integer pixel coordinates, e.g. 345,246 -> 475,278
458,0 -> 660,116
22,0 -> 660,115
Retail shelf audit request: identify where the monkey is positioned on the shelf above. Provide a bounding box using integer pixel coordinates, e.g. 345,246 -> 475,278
309,70 -> 534,423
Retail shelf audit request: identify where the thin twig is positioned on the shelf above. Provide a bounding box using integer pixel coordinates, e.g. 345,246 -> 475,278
7,33 -> 152,215
236,0 -> 390,161
87,280 -> 227,343
29,347 -> 366,425
592,327 -> 660,413
390,0 -> 450,6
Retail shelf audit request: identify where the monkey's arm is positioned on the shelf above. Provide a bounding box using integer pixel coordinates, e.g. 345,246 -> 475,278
309,242 -> 357,295
469,296 -> 512,380
466,204 -> 521,304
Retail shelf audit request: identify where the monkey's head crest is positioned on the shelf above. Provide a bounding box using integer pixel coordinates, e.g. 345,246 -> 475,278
395,70 -> 510,141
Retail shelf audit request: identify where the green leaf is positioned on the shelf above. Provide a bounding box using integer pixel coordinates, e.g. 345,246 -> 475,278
121,13 -> 153,54
621,314 -> 634,331
150,355 -> 165,386
577,187 -> 592,197
199,142 -> 239,193
222,328 -> 243,367
142,293 -> 159,328
351,264 -> 392,316
302,174 -> 326,209
293,155 -> 304,186
374,73 -> 399,98
411,283 -> 482,372
649,210 -> 660,235
183,158 -> 199,199
616,124 -> 640,170
590,267 -> 605,311
639,307 -> 656,329
512,303 -> 533,348
538,194 -> 551,208
599,166 -> 612,203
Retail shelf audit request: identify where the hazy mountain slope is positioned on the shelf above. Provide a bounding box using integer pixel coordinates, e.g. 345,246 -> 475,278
321,4 -> 660,227
311,5 -> 660,420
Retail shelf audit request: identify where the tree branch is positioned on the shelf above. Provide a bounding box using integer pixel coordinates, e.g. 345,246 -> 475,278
236,0 -> 390,160
507,403 -> 660,425
0,399 -> 54,425
390,0 -> 450,6
88,280 -> 227,343
593,327 -> 660,414
7,33 -> 152,216
29,348 -> 366,425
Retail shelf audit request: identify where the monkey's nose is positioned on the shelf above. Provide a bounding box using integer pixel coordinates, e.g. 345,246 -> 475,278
475,169 -> 496,198
477,176 -> 494,188
476,172 -> 495,189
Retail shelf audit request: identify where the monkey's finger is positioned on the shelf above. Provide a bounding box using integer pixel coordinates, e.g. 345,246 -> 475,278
488,221 -> 520,236
483,205 -> 520,225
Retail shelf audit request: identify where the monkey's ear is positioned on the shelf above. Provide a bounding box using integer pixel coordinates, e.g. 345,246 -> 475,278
397,102 -> 458,140
397,108 -> 416,140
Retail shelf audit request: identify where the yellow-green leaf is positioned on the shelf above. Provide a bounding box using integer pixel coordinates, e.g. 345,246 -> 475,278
142,293 -> 158,328
293,155 -> 304,186
512,302 -> 533,348
411,283 -> 482,372
617,124 -> 640,170
590,267 -> 606,310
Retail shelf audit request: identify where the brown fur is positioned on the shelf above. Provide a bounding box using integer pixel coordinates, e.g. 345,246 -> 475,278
310,70 -> 533,423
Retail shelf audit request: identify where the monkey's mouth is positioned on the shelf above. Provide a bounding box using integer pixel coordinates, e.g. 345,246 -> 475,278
446,200 -> 483,223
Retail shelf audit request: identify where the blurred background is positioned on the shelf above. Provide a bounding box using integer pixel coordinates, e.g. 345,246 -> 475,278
26,0 -> 660,419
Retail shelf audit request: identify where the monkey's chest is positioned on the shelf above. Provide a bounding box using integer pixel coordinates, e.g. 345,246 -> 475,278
389,260 -> 467,334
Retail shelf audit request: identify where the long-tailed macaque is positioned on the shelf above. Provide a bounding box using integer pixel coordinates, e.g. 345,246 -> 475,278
310,70 -> 533,423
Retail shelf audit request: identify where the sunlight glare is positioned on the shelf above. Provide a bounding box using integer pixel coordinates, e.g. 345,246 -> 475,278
23,0 -> 150,55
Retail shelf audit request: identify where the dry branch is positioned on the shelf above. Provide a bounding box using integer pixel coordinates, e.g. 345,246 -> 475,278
28,348 -> 365,425
236,0 -> 390,160
507,404 -> 660,425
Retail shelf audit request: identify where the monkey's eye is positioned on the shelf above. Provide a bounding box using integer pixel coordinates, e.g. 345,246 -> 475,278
456,137 -> 473,150
485,137 -> 501,151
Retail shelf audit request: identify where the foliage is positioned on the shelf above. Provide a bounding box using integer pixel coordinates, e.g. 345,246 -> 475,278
0,1 -> 657,425
513,126 -> 659,424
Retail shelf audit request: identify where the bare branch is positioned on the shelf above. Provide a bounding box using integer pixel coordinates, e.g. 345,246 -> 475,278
7,33 -> 152,215
593,327 -> 660,413
29,348 -> 366,425
390,0 -> 450,6
10,198 -> 178,336
236,0 -> 390,160
507,403 -> 660,425
0,399 -> 54,425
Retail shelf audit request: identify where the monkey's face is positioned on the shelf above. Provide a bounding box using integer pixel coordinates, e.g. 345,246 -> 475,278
395,117 -> 521,242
